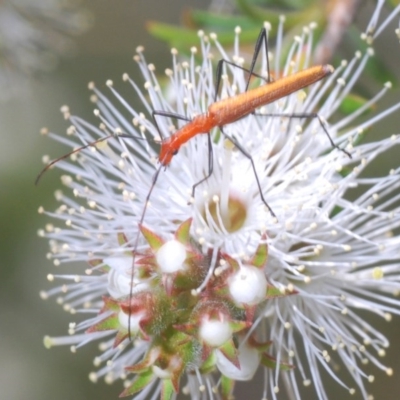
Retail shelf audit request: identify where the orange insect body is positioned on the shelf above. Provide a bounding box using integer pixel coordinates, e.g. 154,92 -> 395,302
158,64 -> 334,165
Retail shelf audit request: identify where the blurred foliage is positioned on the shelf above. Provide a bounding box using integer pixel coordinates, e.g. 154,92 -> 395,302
147,0 -> 396,87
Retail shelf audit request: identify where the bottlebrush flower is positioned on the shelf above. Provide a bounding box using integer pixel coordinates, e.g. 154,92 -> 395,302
38,11 -> 400,400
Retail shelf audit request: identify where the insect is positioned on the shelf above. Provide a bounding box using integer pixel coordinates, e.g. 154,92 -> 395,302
37,26 -> 350,339
153,28 -> 350,217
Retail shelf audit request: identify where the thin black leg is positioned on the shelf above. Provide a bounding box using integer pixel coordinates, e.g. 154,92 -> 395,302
190,132 -> 213,199
214,28 -> 272,101
152,110 -> 191,140
253,111 -> 352,158
220,126 -> 277,218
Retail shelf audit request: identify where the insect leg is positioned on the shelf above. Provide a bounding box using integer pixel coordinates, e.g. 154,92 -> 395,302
214,27 -> 272,101
152,110 -> 191,140
220,127 -> 277,218
190,132 -> 213,199
246,27 -> 272,89
128,164 -> 163,339
254,111 -> 352,158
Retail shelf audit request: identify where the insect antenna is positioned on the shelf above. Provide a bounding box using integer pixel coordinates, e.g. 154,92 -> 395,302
35,132 -> 148,185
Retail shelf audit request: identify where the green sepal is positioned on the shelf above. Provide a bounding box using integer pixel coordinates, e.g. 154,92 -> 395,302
199,350 -> 216,375
248,336 -> 272,352
260,352 -> 294,371
170,365 -> 183,394
175,218 -> 192,245
117,232 -> 129,246
221,252 -> 240,272
173,322 -> 198,337
100,296 -> 121,313
86,313 -> 119,333
229,319 -> 252,334
140,224 -> 164,251
114,329 -> 129,347
86,297 -> 120,333
161,379 -> 175,400
119,369 -> 155,397
126,348 -> 160,373
220,375 -> 235,400
250,238 -> 268,268
218,339 -> 239,368
88,259 -> 103,267
88,258 -> 109,272
266,285 -> 283,298
265,284 -> 297,298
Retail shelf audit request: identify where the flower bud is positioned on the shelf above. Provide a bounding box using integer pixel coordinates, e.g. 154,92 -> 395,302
156,240 -> 187,273
199,319 -> 232,347
228,265 -> 267,305
216,341 -> 259,380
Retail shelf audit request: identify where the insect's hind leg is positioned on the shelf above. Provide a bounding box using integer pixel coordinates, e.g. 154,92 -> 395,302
220,127 -> 277,219
214,27 -> 272,102
254,111 -> 352,158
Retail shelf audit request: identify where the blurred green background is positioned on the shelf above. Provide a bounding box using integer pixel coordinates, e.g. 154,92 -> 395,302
1,1 -> 400,399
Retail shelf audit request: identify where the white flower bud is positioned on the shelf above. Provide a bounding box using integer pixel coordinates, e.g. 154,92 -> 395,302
156,240 -> 187,273
105,256 -> 133,298
199,319 -> 232,347
228,265 -> 267,305
118,309 -> 145,333
106,256 -> 150,299
216,341 -> 259,380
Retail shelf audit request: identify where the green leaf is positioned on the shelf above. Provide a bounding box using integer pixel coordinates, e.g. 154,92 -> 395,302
236,0 -> 322,30
235,0 -> 282,24
119,369 -> 155,397
387,0 -> 399,8
146,22 -> 202,48
365,56 -> 397,87
346,26 -> 397,86
339,93 -> 372,116
190,10 -> 257,31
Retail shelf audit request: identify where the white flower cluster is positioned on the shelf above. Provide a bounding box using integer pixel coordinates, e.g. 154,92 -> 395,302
39,5 -> 400,400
